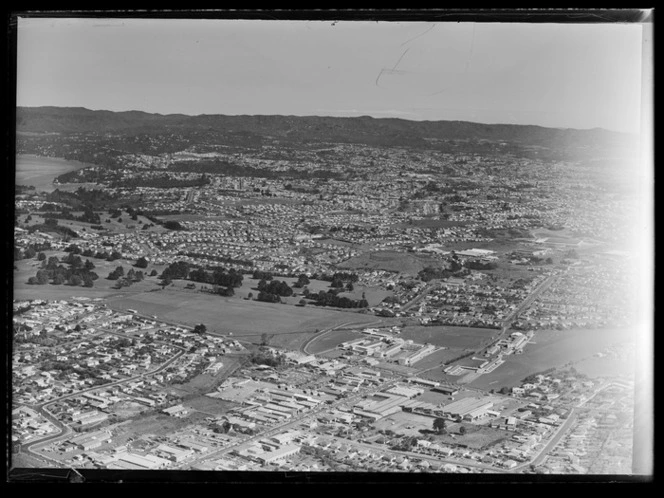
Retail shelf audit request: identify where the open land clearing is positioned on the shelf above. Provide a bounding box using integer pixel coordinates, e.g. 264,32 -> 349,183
337,250 -> 444,275
15,154 -> 93,192
180,395 -> 239,417
435,423 -> 508,450
107,289 -> 381,340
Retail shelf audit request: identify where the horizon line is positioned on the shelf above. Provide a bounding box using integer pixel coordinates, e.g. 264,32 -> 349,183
16,105 -> 635,136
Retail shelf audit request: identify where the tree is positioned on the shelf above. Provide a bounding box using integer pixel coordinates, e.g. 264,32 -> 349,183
193,323 -> 207,335
459,425 -> 467,435
135,256 -> 149,268
53,274 -> 65,285
24,247 -> 37,259
346,282 -> 354,292
37,252 -> 46,261
84,259 -> 95,271
35,270 -> 50,285
68,274 -> 82,286
150,269 -> 158,277
107,266 -> 124,280
433,417 -> 447,434
294,273 -> 310,288
107,250 -> 122,262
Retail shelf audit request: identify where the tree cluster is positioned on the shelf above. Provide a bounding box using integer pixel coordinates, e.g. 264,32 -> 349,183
257,279 -> 293,297
188,266 -> 244,288
252,270 -> 274,281
28,256 -> 98,287
292,274 -> 310,288
418,266 -> 452,282
249,348 -> 285,368
464,259 -> 498,270
312,290 -> 368,309
106,265 -> 124,281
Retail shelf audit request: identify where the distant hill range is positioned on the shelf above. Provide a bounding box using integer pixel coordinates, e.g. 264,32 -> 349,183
16,106 -> 636,151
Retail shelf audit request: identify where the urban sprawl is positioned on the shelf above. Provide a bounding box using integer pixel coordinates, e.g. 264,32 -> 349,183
12,112 -> 640,475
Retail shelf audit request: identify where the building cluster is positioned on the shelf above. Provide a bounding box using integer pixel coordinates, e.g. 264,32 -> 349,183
514,257 -> 636,331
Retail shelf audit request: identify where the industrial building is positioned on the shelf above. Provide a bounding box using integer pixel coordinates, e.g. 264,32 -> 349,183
440,397 -> 494,421
256,444 -> 301,465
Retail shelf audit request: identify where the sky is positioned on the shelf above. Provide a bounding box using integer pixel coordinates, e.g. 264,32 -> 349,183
16,17 -> 647,133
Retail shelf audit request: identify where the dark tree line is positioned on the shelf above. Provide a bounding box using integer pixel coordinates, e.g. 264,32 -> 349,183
252,270 -> 274,281
257,279 -> 293,297
464,260 -> 499,270
312,290 -> 368,309
159,261 -> 245,288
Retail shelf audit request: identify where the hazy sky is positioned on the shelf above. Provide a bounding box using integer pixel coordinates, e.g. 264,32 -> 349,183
16,18 -> 646,133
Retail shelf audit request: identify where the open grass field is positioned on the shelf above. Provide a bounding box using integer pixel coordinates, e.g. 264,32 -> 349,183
435,423 -> 508,450
336,250 -> 443,275
106,288 -> 381,339
15,154 -> 93,192
401,325 -> 498,349
181,395 -> 239,416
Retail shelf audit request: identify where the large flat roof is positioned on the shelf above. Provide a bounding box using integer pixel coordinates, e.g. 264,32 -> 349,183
441,397 -> 493,416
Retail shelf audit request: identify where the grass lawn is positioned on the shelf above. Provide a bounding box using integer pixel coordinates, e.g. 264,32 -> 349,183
435,424 -> 508,450
106,288 -> 381,350
336,250 -> 443,275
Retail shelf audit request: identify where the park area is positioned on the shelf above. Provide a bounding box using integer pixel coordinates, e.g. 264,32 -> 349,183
107,288 -> 381,349
12,249 -> 166,302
